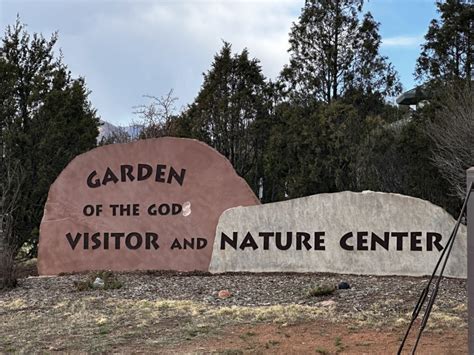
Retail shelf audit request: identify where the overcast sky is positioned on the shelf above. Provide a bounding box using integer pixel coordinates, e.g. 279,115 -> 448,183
0,0 -> 438,126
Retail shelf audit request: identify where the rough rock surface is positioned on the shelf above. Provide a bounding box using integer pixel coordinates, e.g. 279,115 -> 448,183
38,137 -> 259,275
217,289 -> 232,299
209,191 -> 466,278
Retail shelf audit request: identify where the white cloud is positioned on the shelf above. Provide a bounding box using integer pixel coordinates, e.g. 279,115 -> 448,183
19,0 -> 299,125
382,35 -> 424,47
3,0 -> 423,125
131,1 -> 297,78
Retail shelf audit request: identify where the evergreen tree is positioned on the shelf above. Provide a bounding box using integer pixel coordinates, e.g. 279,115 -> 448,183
416,0 -> 473,83
280,0 -> 401,104
0,19 -> 100,255
182,42 -> 272,195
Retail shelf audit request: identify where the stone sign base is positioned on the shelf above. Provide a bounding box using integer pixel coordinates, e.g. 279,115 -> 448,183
38,138 -> 260,275
209,191 -> 466,278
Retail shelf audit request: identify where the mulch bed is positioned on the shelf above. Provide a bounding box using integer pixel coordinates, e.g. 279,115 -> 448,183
2,268 -> 467,326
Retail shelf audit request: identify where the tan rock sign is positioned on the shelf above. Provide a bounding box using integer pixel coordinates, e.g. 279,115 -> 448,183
209,191 -> 466,278
38,137 -> 259,275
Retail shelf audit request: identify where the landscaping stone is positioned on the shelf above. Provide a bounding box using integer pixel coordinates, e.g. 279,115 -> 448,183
218,289 -> 232,299
338,281 -> 351,289
92,277 -> 104,289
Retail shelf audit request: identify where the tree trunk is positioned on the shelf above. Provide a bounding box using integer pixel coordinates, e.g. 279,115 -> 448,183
0,214 -> 16,289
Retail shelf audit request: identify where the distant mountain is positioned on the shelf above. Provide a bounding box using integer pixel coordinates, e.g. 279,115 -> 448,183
98,120 -> 143,141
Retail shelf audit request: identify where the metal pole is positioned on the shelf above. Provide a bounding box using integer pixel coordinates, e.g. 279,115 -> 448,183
467,168 -> 474,354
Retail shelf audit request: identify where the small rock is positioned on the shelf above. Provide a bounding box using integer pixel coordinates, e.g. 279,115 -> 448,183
338,281 -> 351,290
92,277 -> 105,289
218,289 -> 232,299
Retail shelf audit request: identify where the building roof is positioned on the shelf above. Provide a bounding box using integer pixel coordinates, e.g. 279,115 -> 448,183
396,86 -> 429,105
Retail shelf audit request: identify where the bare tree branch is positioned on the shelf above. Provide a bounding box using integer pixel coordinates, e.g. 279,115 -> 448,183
428,82 -> 473,199
132,89 -> 179,139
0,159 -> 23,289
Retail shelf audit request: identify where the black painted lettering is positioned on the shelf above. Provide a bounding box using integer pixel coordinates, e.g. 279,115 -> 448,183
240,232 -> 259,250
196,238 -> 207,249
137,164 -> 152,181
110,204 -> 119,216
125,233 -> 142,249
83,232 -> 89,249
410,232 -> 423,251
340,232 -> 354,251
66,232 -> 82,250
121,165 -> 135,182
275,232 -> 292,250
158,203 -> 171,215
102,167 -> 119,186
155,164 -> 166,182
371,232 -> 389,250
146,232 -> 160,249
148,204 -> 157,216
170,238 -> 182,249
172,203 -> 182,215
83,204 -> 95,216
314,232 -> 325,250
427,232 -> 443,251
296,232 -> 311,250
132,204 -> 140,216
168,166 -> 186,186
91,232 -> 101,249
145,232 -> 160,250
87,171 -> 101,188
183,238 -> 194,249
259,232 -> 274,250
357,231 -> 369,250
220,232 -> 238,250
104,232 -> 109,250
111,232 -> 124,249
392,232 -> 409,251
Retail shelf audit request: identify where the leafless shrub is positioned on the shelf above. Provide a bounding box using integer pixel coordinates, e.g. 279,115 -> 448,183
428,83 -> 473,199
99,126 -> 133,145
132,89 -> 179,139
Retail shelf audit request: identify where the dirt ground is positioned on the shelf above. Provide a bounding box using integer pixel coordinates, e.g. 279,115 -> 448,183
0,262 -> 468,354
169,321 -> 466,354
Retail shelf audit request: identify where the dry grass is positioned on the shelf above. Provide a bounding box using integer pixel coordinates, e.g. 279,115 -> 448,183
0,295 -> 337,352
0,269 -> 468,352
1,290 -> 466,353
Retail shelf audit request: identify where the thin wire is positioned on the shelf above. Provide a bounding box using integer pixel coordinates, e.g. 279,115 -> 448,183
397,182 -> 473,354
410,182 -> 472,354
397,209 -> 459,354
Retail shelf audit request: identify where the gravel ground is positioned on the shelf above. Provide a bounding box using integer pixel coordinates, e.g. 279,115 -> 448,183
1,269 -> 468,352
1,270 -> 467,326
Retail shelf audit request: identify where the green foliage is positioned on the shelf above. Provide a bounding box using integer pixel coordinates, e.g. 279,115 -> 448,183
280,0 -> 401,103
177,42 -> 272,194
0,18 -> 99,255
416,0 -> 473,82
159,1 -> 463,216
355,109 -> 460,215
305,284 -> 335,298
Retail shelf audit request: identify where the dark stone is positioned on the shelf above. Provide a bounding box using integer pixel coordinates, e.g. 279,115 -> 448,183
337,281 -> 351,290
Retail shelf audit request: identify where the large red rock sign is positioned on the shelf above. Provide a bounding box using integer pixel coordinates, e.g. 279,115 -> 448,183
38,137 -> 259,275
